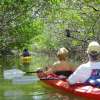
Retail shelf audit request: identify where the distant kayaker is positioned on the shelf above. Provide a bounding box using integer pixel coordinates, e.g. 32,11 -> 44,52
68,41 -> 100,87
45,47 -> 73,77
22,48 -> 31,57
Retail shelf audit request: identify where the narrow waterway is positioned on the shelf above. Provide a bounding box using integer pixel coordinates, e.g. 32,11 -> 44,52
0,54 -> 87,100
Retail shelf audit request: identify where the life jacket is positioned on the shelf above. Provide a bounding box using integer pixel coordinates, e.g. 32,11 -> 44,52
86,69 -> 100,87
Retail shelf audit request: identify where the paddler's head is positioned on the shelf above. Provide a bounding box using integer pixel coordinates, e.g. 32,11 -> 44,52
87,41 -> 100,61
57,47 -> 69,61
23,48 -> 28,52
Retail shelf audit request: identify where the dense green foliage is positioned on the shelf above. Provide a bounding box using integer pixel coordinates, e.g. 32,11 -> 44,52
0,0 -> 45,51
0,0 -> 100,60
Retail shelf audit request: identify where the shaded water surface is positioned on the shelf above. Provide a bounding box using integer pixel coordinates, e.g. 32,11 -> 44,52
0,80 -> 86,100
0,55 -> 87,100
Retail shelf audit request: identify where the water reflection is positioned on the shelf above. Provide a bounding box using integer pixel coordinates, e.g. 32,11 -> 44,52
47,92 -> 70,100
21,63 -> 30,72
37,91 -> 86,100
3,89 -> 86,100
44,92 -> 85,100
32,95 -> 42,100
4,90 -> 23,97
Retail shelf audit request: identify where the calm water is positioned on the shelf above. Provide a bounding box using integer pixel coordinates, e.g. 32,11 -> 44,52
0,79 -> 85,100
0,55 -> 86,100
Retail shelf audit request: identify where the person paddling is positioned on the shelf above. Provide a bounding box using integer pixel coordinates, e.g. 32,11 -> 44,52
22,48 -> 31,57
68,41 -> 100,87
45,47 -> 73,77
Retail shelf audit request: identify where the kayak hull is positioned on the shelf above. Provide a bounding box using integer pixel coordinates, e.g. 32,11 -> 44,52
37,72 -> 100,100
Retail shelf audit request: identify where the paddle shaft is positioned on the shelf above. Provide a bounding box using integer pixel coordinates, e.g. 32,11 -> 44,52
26,71 -> 37,73
26,67 -> 48,74
40,78 -> 66,80
12,75 -> 66,84
26,72 -> 66,79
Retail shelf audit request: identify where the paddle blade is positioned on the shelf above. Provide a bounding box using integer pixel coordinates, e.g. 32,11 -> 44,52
12,75 -> 39,84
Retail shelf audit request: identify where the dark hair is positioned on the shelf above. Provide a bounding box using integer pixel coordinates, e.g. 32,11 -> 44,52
23,48 -> 28,52
88,52 -> 100,61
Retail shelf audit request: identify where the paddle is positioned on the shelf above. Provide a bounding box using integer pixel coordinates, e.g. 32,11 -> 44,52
25,70 -> 42,74
12,69 -> 66,84
12,74 -> 66,84
4,68 -> 66,84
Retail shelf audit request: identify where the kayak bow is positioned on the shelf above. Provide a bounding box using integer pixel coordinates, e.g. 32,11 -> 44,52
37,71 -> 100,100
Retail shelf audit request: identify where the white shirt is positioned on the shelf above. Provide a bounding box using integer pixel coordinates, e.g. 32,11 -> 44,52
68,61 -> 100,85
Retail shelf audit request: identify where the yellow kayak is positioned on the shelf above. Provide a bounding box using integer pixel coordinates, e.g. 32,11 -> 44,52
21,56 -> 32,64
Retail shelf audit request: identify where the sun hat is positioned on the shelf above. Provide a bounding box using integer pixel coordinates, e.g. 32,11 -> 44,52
87,41 -> 100,53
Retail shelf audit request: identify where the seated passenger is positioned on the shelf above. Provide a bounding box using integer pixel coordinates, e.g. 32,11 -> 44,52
68,41 -> 100,87
22,49 -> 30,57
45,47 -> 73,77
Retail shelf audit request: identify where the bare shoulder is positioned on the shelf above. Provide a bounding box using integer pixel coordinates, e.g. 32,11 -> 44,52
53,61 -> 61,66
53,61 -> 69,67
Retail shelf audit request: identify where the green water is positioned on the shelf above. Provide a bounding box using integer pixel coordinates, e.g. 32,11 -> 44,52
0,79 -> 85,100
0,55 -> 86,100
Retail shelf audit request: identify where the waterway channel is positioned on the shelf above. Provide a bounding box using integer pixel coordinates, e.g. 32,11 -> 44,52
0,54 -> 87,100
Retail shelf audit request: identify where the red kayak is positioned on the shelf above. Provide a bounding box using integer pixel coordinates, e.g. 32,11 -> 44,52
37,71 -> 100,100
